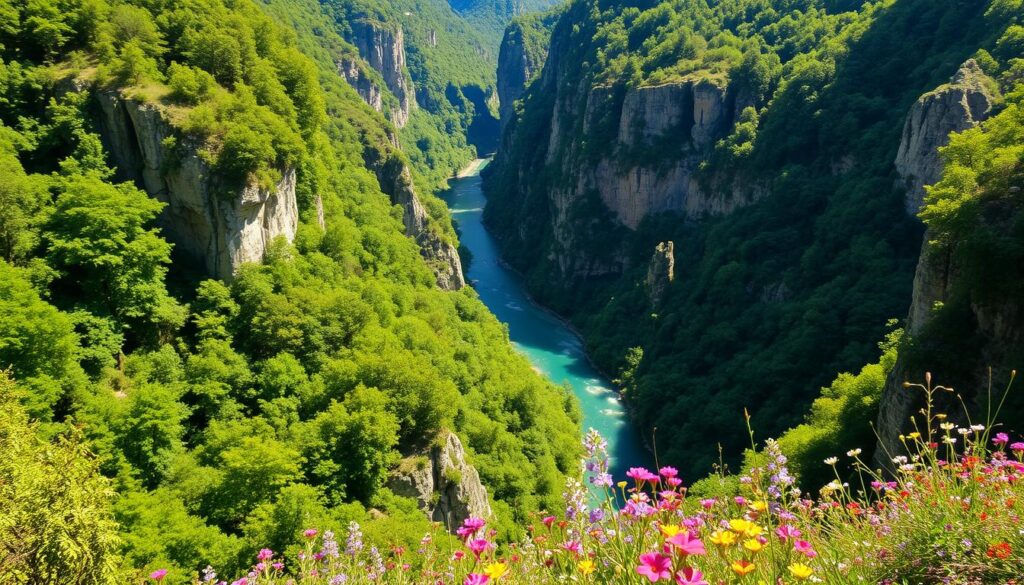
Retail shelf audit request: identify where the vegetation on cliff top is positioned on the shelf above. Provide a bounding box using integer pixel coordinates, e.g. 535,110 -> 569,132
0,0 -> 579,580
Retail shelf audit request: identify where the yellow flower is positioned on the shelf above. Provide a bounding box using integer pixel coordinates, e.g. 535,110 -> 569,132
484,562 -> 508,580
908,432 -> 921,440
617,481 -> 628,489
731,560 -> 755,576
659,524 -> 682,538
727,519 -> 763,537
578,560 -> 596,576
709,530 -> 737,546
743,538 -> 764,553
788,563 -> 813,580
748,501 -> 768,513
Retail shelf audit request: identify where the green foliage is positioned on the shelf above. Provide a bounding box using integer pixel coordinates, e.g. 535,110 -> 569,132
0,372 -> 126,584
486,0 -> 1023,473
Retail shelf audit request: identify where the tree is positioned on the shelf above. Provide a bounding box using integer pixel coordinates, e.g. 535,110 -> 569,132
45,173 -> 185,341
0,372 -> 126,584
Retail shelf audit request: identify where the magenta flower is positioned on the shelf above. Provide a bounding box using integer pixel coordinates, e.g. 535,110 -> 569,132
304,529 -> 318,539
775,525 -> 801,540
149,569 -> 168,581
674,567 -> 709,585
794,539 -> 817,558
542,515 -> 556,527
272,563 -> 284,571
464,574 -> 489,585
636,552 -> 672,582
257,548 -> 274,561
562,540 -> 582,554
1011,442 -> 1024,452
666,477 -> 683,487
699,498 -> 716,509
469,539 -> 489,559
993,433 -> 1010,446
659,466 -> 679,478
627,467 -> 660,483
666,531 -> 706,556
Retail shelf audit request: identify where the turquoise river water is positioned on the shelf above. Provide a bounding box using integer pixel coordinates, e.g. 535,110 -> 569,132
442,159 -> 648,476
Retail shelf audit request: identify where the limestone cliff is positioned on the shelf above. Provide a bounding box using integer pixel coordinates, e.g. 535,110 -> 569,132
372,155 -> 465,290
646,241 -> 674,306
388,431 -> 492,531
496,20 -> 546,126
338,57 -> 385,114
95,90 -> 298,280
346,19 -> 415,128
895,60 -> 995,215
874,62 -> 1011,468
488,38 -> 763,282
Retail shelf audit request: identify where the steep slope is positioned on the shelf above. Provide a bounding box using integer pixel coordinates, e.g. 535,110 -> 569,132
485,0 -> 1020,471
495,9 -> 560,127
0,0 -> 579,580
448,0 -> 564,44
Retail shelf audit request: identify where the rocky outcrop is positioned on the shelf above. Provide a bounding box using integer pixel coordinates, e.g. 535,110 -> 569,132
388,431 -> 492,531
373,156 -> 465,290
496,22 -> 546,126
873,62 -> 1010,469
646,241 -> 674,306
347,20 -> 415,128
895,60 -> 995,215
338,57 -> 384,114
95,90 -> 297,280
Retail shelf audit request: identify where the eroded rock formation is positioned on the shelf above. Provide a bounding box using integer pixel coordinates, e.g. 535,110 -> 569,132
646,241 -> 674,306
372,156 -> 465,290
95,90 -> 298,280
347,20 -> 415,128
388,431 -> 492,531
895,59 -> 995,215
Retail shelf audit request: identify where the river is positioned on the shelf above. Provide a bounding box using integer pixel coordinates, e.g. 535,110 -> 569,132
443,159 -> 648,476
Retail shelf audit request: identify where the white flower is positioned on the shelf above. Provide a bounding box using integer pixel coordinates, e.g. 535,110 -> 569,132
824,457 -> 839,465
900,463 -> 916,472
971,424 -> 985,432
942,436 -> 957,445
940,422 -> 955,431
957,428 -> 971,435
846,448 -> 862,457
891,455 -> 908,464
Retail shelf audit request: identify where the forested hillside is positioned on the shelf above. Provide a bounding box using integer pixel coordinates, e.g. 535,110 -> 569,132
486,0 -> 1024,475
0,0 -> 579,581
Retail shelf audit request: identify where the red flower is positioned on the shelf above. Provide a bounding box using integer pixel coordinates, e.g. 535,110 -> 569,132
986,542 -> 1012,560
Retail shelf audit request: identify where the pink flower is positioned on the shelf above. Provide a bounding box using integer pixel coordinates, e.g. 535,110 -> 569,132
257,548 -> 274,561
562,540 -> 581,554
666,531 -> 706,556
699,499 -> 716,509
303,529 -> 318,539
666,477 -> 683,488
775,525 -> 801,540
464,574 -> 489,585
457,517 -> 486,539
469,539 -> 490,559
994,433 -> 1010,446
542,516 -> 556,528
659,466 -> 679,478
636,552 -> 672,582
674,567 -> 709,585
1010,442 -> 1024,452
231,579 -> 248,585
453,550 -> 465,561
149,569 -> 168,581
627,467 -> 660,483
272,563 -> 284,571
794,540 -> 817,558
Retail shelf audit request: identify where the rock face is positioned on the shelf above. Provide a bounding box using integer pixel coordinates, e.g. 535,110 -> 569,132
388,431 -> 492,531
95,90 -> 298,280
895,60 -> 995,215
373,156 -> 465,290
489,32 -> 763,282
338,57 -> 384,114
646,241 -> 674,306
347,20 -> 415,128
496,22 -> 546,126
873,62 -> 1007,469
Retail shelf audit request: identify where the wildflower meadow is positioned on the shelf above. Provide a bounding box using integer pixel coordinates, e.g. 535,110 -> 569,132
151,377 -> 1024,585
